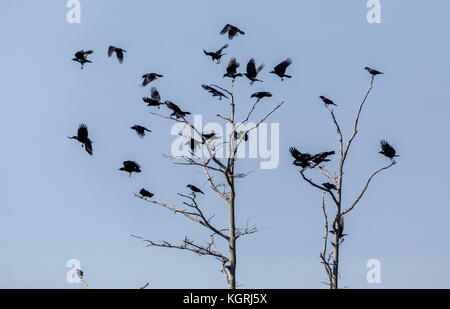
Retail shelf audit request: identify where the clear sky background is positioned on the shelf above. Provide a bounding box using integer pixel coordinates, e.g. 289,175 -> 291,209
1,0 -> 449,289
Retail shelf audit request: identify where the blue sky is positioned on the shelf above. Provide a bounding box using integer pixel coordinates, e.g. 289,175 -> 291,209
1,0 -> 450,288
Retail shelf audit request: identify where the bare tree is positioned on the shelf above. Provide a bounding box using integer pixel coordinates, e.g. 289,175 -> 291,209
132,79 -> 285,289
295,73 -> 396,289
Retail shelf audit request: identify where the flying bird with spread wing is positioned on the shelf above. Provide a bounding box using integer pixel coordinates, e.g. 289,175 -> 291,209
220,24 -> 245,40
223,58 -> 243,80
270,59 -> 292,81
379,140 -> 398,163
142,73 -> 163,87
251,92 -> 272,102
119,161 -> 141,177
165,101 -> 191,119
131,125 -> 151,138
72,50 -> 93,69
202,85 -> 228,100
108,46 -> 126,63
143,87 -> 163,108
289,147 -> 313,168
68,124 -> 93,155
204,44 -> 229,63
244,59 -> 264,85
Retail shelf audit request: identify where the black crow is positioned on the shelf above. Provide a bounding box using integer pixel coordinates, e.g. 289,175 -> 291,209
289,147 -> 313,168
139,188 -> 154,199
131,125 -> 151,138
202,85 -> 228,100
319,96 -> 337,107
244,59 -> 264,85
270,59 -> 292,81
220,24 -> 245,40
223,58 -> 243,79
379,140 -> 398,163
364,67 -> 384,76
202,132 -> 216,140
322,183 -> 337,191
203,44 -> 229,63
234,131 -> 248,142
72,50 -> 93,69
142,73 -> 163,87
251,92 -> 272,102
108,46 -> 126,63
311,151 -> 335,166
331,216 -> 345,239
165,101 -> 191,119
119,161 -> 141,177
143,87 -> 163,108
187,184 -> 204,195
69,124 -> 93,155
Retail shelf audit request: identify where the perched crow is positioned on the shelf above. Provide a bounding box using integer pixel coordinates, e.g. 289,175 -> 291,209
204,44 -> 229,63
143,87 -> 163,108
119,161 -> 141,177
244,59 -> 264,85
379,140 -> 398,163
108,46 -> 126,63
331,216 -> 345,239
142,73 -> 163,87
72,50 -> 93,69
139,188 -> 154,199
131,125 -> 151,138
319,96 -> 337,107
251,92 -> 272,102
322,183 -> 337,191
187,184 -> 204,195
165,101 -> 191,119
270,59 -> 292,81
311,151 -> 335,166
69,124 -> 93,155
289,147 -> 313,168
202,85 -> 228,100
202,132 -> 216,140
365,67 -> 384,76
234,131 -> 248,142
223,58 -> 243,79
220,24 -> 245,40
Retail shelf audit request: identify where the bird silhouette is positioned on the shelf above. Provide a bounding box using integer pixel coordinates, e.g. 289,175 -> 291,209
220,24 -> 245,40
187,184 -> 204,195
143,87 -> 163,108
251,92 -> 272,102
223,58 -> 243,80
131,125 -> 151,138
119,161 -> 141,177
319,96 -> 337,107
108,46 -> 126,63
142,73 -> 163,87
379,140 -> 398,163
204,44 -> 229,63
202,85 -> 228,100
69,124 -> 93,155
139,188 -> 154,199
322,183 -> 337,191
72,50 -> 93,69
234,131 -> 248,142
311,151 -> 335,166
244,59 -> 264,85
365,67 -> 384,76
270,59 -> 292,81
165,101 -> 191,119
289,147 -> 313,168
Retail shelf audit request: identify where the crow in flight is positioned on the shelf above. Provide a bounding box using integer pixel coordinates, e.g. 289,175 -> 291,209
204,44 -> 229,63
187,184 -> 204,195
119,161 -> 141,177
69,124 -> 93,155
202,85 -> 228,100
72,50 -> 93,69
322,183 -> 337,191
131,125 -> 151,138
331,216 -> 345,239
220,24 -> 245,40
251,92 -> 272,102
364,67 -> 384,76
289,147 -> 313,168
379,140 -> 398,163
143,87 -> 163,108
244,59 -> 264,85
108,46 -> 126,63
223,58 -> 243,80
165,101 -> 191,119
319,96 -> 337,107
139,188 -> 154,199
142,73 -> 163,87
270,59 -> 292,81
311,151 -> 335,166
